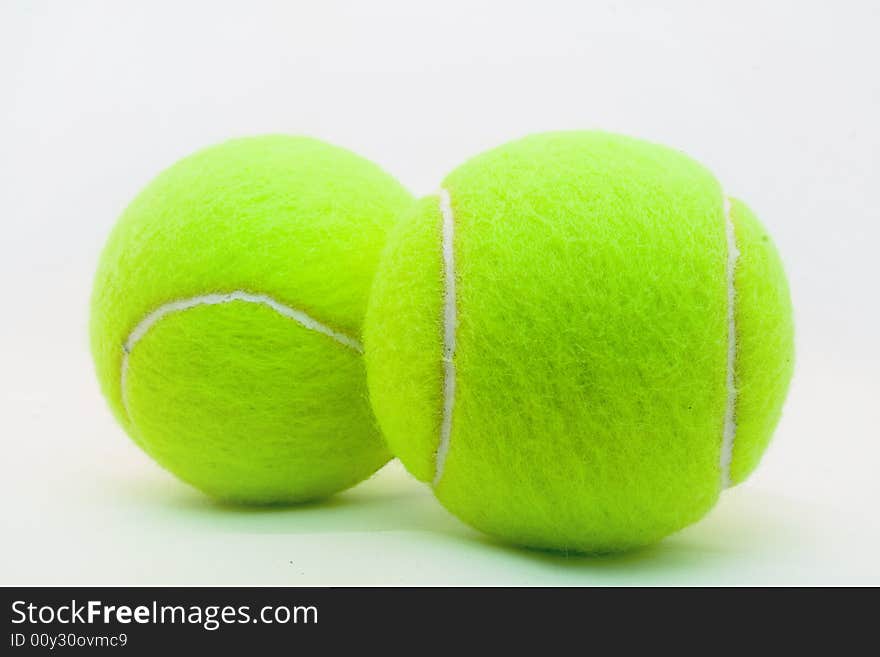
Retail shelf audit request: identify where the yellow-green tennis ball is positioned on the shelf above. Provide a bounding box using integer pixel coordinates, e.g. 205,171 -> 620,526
91,135 -> 413,503
365,131 -> 794,552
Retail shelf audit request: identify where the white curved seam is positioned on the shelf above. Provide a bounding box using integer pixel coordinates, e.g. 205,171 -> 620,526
434,188 -> 457,487
720,196 -> 740,488
119,291 -> 362,415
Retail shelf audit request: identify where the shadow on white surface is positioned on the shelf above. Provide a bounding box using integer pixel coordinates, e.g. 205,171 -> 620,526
77,460 -> 844,585
114,461 -> 469,537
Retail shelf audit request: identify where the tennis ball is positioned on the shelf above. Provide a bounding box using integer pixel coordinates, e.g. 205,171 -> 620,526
365,131 -> 794,552
91,135 -> 413,503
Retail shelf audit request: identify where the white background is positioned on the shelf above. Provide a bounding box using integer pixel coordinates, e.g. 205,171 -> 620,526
2,1 -> 878,585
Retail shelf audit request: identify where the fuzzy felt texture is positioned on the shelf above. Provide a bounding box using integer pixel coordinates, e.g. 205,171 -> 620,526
91,135 -> 413,503
364,131 -> 794,552
728,199 -> 795,484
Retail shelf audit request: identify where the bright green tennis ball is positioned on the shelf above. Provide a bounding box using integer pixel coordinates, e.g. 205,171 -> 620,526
91,135 -> 413,503
365,131 -> 794,552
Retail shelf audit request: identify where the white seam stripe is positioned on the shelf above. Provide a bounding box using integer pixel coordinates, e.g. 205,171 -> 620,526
434,188 -> 457,486
120,291 -> 362,415
720,196 -> 740,488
